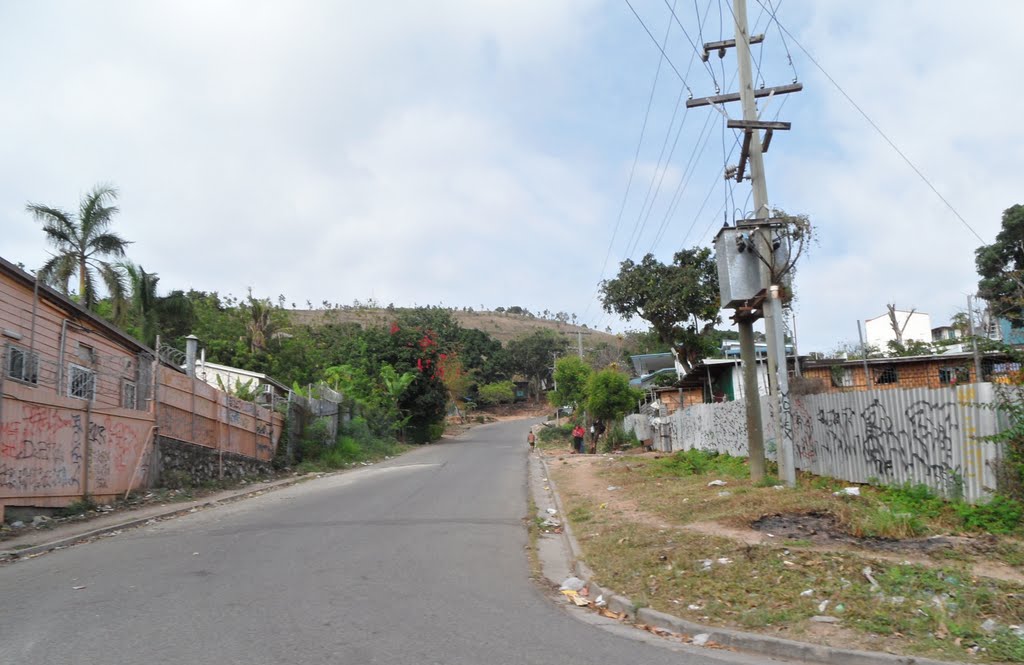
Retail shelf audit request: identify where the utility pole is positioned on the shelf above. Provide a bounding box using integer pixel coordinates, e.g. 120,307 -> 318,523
575,330 -> 591,358
967,295 -> 983,382
691,0 -> 801,486
733,0 -> 795,486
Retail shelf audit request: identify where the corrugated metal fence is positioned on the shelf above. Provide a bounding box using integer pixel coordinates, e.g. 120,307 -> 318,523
625,383 -> 1004,502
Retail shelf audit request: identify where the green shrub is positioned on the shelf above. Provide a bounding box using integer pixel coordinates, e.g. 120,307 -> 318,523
477,381 -> 515,406
954,495 -> 1023,534
878,483 -> 946,520
603,422 -> 640,452
648,449 -> 747,478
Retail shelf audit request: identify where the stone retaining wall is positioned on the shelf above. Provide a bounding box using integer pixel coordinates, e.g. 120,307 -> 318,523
153,436 -> 272,487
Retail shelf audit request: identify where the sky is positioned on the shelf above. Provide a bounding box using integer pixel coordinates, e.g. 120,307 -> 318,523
2,1 -> 1021,354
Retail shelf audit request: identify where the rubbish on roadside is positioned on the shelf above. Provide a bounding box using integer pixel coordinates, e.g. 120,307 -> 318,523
810,616 -> 840,624
561,589 -> 591,606
862,566 -> 880,589
833,487 -> 861,497
716,557 -> 732,565
607,486 -> 620,491
981,619 -> 998,633
773,485 -> 785,490
800,589 -> 814,597
688,604 -> 703,611
541,518 -> 560,528
546,508 -> 557,515
1009,625 -> 1024,638
72,585 -> 87,590
834,604 -> 845,613
818,600 -> 830,613
192,552 -> 200,556
11,521 -> 24,529
595,594 -> 607,607
707,480 -> 727,487
560,576 -> 585,592
691,633 -> 711,646
889,596 -> 906,605
717,491 -> 731,497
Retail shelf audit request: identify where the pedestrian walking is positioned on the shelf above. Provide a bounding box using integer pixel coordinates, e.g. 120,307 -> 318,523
527,430 -> 536,451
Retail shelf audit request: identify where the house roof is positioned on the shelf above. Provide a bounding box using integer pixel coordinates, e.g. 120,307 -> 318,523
0,254 -> 157,358
802,351 -> 1002,368
197,360 -> 290,392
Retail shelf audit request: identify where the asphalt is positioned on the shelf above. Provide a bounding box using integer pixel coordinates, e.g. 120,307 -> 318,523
0,420 -> 966,663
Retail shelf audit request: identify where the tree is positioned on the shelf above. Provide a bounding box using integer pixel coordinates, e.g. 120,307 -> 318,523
586,368 -> 642,423
600,247 -> 720,374
506,329 -> 568,401
120,263 -> 160,346
976,204 -> 1024,325
549,356 -> 592,411
27,184 -> 131,312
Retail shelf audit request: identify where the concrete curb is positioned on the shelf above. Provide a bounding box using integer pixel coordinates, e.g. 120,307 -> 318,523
1,474 -> 313,561
534,454 -> 964,665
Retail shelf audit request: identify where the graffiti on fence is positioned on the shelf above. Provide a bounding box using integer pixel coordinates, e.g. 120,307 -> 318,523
812,397 -> 962,489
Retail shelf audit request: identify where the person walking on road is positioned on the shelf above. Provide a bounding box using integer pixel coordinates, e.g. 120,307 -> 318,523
527,430 -> 536,452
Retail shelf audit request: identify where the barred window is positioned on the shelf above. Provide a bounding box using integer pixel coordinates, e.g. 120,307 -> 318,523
5,344 -> 39,384
122,380 -> 137,409
68,363 -> 95,400
938,366 -> 970,385
875,366 -> 898,385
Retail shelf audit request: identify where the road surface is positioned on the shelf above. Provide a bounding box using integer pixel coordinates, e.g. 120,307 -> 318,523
0,419 -> 792,664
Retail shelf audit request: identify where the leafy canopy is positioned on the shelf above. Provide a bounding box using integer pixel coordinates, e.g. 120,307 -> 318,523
548,355 -> 592,410
600,247 -> 720,373
586,368 -> 642,422
977,204 -> 1024,326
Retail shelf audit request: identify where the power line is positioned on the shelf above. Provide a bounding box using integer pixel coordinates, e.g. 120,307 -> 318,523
752,0 -> 985,244
660,0 -> 720,90
582,0 -> 680,323
623,0 -> 694,92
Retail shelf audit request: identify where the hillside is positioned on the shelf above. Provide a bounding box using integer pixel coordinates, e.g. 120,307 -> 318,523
286,307 -> 622,347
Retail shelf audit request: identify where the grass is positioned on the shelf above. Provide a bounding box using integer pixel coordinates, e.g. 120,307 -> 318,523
297,418 -> 409,472
547,452 -> 1024,662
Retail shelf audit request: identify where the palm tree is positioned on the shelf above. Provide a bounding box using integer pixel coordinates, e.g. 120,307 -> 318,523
27,184 -> 132,312
120,262 -> 160,345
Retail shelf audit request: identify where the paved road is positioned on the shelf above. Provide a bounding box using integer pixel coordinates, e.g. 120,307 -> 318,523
0,420 -> 791,664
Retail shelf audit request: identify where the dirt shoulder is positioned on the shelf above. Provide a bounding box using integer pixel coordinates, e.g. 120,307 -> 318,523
543,448 -> 1024,663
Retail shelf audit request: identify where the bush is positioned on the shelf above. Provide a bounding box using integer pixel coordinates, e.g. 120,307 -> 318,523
538,424 -> 572,446
648,449 -> 748,478
602,422 -> 640,452
477,381 -> 515,406
954,495 -> 1023,534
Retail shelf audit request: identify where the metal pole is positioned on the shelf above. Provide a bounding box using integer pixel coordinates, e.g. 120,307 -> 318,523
856,320 -> 872,391
734,0 -> 795,486
968,295 -> 983,382
739,319 -> 765,481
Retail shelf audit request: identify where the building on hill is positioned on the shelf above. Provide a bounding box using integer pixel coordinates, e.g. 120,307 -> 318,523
864,309 -> 932,350
193,359 -> 290,403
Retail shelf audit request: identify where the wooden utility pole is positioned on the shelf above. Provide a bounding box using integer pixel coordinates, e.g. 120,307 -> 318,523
690,0 -> 801,486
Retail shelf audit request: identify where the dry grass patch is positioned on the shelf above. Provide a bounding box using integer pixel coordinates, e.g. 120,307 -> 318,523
547,449 -> 1024,662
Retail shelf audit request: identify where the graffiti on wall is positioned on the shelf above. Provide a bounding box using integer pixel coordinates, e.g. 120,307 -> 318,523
0,405 -> 81,493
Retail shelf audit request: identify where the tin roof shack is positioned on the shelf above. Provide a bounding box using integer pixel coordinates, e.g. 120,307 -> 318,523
0,256 -> 156,521
802,351 -> 1010,393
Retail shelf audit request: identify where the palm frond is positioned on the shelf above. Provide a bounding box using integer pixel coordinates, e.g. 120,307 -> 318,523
97,261 -> 128,320
37,254 -> 76,293
87,231 -> 131,257
79,184 -> 119,237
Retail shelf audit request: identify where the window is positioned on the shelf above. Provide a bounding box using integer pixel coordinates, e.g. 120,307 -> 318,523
939,366 -> 970,385
68,363 -> 95,400
875,366 -> 898,385
122,380 -> 137,409
5,344 -> 38,384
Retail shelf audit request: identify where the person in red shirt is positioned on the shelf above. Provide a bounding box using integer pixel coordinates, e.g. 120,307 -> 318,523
571,424 -> 585,454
